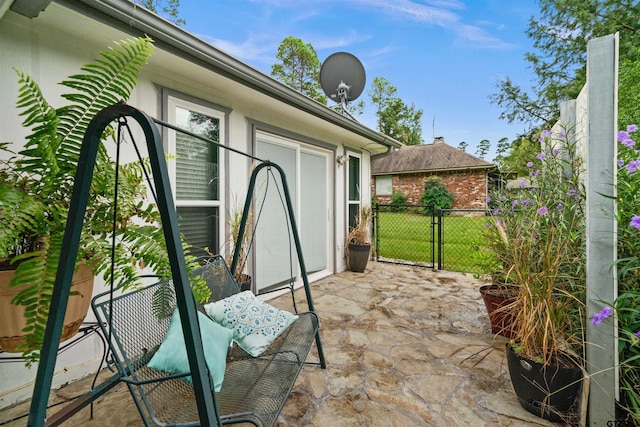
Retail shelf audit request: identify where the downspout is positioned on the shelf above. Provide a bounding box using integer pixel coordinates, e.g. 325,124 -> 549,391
370,136 -> 398,160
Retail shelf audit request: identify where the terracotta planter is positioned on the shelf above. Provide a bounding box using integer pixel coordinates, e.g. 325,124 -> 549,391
0,262 -> 95,353
347,243 -> 371,273
479,284 -> 518,339
506,343 -> 584,422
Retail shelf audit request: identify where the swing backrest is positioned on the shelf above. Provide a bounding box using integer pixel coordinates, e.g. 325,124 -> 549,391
92,279 -> 207,426
196,255 -> 242,303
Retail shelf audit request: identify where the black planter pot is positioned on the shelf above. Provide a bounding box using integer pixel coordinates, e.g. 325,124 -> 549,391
237,274 -> 252,292
506,343 -> 583,422
479,284 -> 518,338
347,243 -> 371,272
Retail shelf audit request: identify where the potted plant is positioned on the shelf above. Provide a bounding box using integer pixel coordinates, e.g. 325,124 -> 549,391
488,127 -> 587,422
223,201 -> 253,291
0,37 -> 209,364
476,222 -> 519,338
345,205 -> 371,272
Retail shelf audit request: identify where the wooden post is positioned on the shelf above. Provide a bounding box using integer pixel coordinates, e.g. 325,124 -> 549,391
586,33 -> 618,426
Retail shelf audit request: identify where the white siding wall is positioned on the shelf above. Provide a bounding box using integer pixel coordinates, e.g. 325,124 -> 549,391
0,2 -> 376,409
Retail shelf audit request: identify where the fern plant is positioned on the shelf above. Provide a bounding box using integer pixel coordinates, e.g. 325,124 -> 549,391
0,37 -> 209,364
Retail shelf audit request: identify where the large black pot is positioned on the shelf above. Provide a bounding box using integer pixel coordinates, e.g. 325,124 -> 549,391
506,343 -> 583,422
347,243 -> 370,272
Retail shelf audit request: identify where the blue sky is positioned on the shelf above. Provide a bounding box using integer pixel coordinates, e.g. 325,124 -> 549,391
177,0 -> 539,161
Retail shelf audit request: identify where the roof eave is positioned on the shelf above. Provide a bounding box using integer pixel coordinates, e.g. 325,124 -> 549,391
53,0 -> 403,152
372,164 -> 496,175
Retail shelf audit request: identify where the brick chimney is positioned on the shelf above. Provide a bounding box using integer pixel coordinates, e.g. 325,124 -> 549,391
433,136 -> 444,144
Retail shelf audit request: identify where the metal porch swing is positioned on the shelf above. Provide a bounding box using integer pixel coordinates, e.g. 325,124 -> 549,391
27,103 -> 326,427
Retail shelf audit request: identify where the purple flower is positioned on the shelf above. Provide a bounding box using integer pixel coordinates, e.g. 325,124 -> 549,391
628,124 -> 638,133
618,131 -> 631,142
630,216 -> 640,229
592,306 -> 613,326
520,181 -> 526,188
526,162 -> 533,168
567,189 -> 576,197
537,153 -> 546,161
557,204 -> 563,210
622,138 -> 636,148
626,161 -> 638,173
537,207 -> 549,216
534,170 -> 540,177
635,331 -> 640,339
486,196 -> 491,203
522,200 -> 530,206
512,200 -> 518,207
618,159 -> 626,167
493,209 -> 499,216
541,129 -> 553,138
552,149 -> 560,155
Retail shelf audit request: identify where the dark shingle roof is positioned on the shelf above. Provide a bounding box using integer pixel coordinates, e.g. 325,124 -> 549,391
371,139 -> 494,175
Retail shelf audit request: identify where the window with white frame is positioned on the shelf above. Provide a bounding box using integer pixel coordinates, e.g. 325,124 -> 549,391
347,154 -> 361,230
167,96 -> 225,256
375,175 -> 392,196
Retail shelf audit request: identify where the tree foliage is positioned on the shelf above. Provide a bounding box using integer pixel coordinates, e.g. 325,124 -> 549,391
498,133 -> 541,175
475,139 -> 491,159
458,141 -> 468,152
491,0 -> 640,130
271,36 -> 327,104
368,77 -> 423,145
619,59 -> 640,127
136,0 -> 185,26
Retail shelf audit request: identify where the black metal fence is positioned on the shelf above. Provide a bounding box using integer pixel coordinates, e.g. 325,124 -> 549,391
372,204 -> 489,274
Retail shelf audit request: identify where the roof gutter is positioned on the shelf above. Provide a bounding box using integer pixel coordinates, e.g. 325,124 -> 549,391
372,164 -> 497,176
52,0 -> 403,152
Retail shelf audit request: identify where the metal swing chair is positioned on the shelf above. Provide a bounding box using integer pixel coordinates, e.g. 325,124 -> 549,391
27,103 -> 326,427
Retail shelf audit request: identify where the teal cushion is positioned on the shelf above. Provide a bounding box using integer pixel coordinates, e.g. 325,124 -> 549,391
148,309 -> 233,392
204,291 -> 298,357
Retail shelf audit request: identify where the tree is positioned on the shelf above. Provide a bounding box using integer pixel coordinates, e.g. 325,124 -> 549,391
136,0 -> 185,26
368,77 -> 423,145
271,36 -> 327,104
458,141 -> 468,152
475,139 -> 491,159
498,133 -> 541,175
493,137 -> 511,169
619,59 -> 640,127
491,0 -> 640,130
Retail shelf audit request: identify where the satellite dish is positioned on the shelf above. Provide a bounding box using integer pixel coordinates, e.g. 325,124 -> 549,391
320,52 -> 366,118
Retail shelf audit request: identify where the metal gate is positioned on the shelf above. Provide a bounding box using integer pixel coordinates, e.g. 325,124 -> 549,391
372,204 -> 441,269
373,206 -> 491,273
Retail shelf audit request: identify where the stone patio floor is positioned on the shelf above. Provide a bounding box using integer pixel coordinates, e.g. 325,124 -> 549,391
0,261 -> 567,426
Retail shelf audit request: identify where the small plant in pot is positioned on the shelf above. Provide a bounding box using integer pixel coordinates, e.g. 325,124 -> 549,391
344,205 -> 371,272
488,127 -> 587,423
0,37 -> 209,364
223,200 -> 254,291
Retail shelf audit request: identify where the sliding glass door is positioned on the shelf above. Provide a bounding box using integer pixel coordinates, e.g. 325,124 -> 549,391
255,132 -> 331,291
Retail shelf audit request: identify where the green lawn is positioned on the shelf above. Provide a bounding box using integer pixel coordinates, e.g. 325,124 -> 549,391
374,211 -> 489,273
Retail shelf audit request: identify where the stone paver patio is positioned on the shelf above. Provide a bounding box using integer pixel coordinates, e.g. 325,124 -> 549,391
0,261 -> 565,426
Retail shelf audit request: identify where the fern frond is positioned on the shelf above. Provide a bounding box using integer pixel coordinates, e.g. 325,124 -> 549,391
152,280 -> 175,319
56,37 -> 155,167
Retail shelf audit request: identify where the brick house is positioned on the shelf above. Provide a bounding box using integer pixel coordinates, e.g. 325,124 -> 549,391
371,137 -> 497,210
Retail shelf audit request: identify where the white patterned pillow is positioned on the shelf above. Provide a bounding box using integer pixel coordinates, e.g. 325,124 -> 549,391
204,291 -> 298,357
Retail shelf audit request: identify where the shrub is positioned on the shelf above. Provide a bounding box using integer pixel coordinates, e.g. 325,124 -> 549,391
389,191 -> 407,212
421,177 -> 453,214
